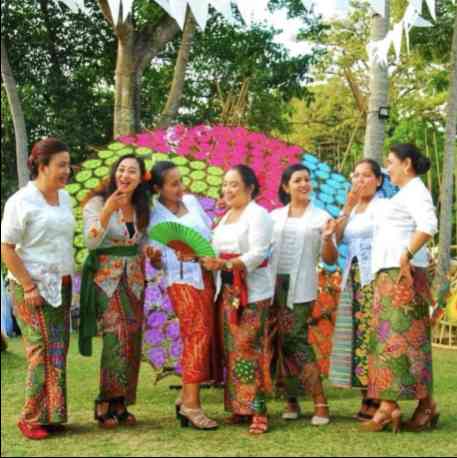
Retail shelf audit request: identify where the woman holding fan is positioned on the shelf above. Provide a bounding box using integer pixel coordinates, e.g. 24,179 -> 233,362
201,165 -> 274,435
148,161 -> 220,431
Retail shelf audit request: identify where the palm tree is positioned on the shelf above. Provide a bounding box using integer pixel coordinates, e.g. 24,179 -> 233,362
1,37 -> 29,187
363,0 -> 390,162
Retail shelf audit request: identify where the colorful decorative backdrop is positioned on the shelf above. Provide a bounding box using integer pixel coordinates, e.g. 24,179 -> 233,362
67,124 -> 397,379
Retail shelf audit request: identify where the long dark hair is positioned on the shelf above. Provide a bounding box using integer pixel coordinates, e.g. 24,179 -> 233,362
390,144 -> 431,175
84,154 -> 151,231
28,137 -> 69,180
149,161 -> 178,193
354,159 -> 384,191
278,164 -> 311,205
230,165 -> 261,199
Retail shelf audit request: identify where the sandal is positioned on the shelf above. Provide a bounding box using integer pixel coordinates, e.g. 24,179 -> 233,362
94,401 -> 119,430
360,404 -> 402,433
115,409 -> 137,426
249,415 -> 269,435
311,404 -> 330,427
403,401 -> 440,432
17,421 -> 49,441
111,399 -> 137,426
179,406 -> 219,430
282,402 -> 301,421
354,399 -> 380,422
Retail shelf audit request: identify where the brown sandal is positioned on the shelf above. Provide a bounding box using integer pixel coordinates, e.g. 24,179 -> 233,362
249,415 -> 269,435
179,406 -> 219,430
404,402 -> 440,432
360,406 -> 402,433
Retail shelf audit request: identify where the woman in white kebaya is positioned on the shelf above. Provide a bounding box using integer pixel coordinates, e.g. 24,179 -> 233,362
269,164 -> 338,426
362,144 -> 439,433
1,138 -> 75,441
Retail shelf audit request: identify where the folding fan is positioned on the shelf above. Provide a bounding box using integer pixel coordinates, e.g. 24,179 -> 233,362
149,222 -> 216,258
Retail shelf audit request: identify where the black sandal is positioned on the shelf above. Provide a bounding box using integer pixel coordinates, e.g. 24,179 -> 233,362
355,400 -> 380,422
115,409 -> 137,426
94,401 -> 119,429
111,398 -> 137,426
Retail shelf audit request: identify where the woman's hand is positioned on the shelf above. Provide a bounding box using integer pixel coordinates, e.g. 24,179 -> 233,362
200,257 -> 225,272
176,251 -> 198,263
104,190 -> 130,214
144,246 -> 162,269
345,183 -> 365,211
24,286 -> 44,307
322,219 -> 337,241
398,252 -> 414,288
145,246 -> 162,265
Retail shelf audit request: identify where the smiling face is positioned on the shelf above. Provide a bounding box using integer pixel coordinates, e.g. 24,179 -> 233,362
115,158 -> 142,194
222,169 -> 253,209
39,151 -> 71,190
283,169 -> 312,205
156,167 -> 185,204
352,162 -> 381,199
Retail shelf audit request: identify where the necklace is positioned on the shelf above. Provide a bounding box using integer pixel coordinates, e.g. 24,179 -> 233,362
170,202 -> 182,216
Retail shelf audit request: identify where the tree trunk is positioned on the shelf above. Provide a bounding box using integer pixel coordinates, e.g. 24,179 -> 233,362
363,1 -> 390,162
114,26 -> 138,137
97,1 -> 180,137
1,37 -> 29,188
157,9 -> 197,128
437,12 -> 457,284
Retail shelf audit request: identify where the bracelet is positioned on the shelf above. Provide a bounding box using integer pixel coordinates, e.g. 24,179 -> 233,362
24,285 -> 38,294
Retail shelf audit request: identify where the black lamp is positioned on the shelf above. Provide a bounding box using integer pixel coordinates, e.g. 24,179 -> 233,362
378,106 -> 390,120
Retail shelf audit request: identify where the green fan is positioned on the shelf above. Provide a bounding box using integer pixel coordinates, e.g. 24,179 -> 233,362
149,222 -> 216,258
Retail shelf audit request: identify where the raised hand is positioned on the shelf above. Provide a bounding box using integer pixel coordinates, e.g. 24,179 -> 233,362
104,190 -> 130,214
322,219 -> 337,240
145,246 -> 162,264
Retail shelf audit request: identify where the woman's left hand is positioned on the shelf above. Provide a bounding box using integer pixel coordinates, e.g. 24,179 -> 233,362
200,257 -> 224,272
398,252 -> 414,287
145,246 -> 162,264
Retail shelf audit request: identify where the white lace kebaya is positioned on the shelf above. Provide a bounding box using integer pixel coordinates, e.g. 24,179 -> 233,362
1,182 -> 75,307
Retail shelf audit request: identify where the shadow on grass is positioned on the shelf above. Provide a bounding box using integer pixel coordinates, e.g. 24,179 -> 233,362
1,348 -> 26,371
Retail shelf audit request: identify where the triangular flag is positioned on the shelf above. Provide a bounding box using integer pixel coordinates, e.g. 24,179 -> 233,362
234,1 -> 256,25
187,0 -> 210,30
413,16 -> 433,27
121,0 -> 135,23
169,0 -> 188,29
209,0 -> 234,23
154,0 -> 174,17
107,0 -> 121,25
424,0 -> 436,20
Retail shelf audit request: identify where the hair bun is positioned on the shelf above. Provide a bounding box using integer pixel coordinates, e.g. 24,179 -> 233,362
415,155 -> 431,175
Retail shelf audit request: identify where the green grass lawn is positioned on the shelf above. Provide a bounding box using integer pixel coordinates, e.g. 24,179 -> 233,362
1,335 -> 456,457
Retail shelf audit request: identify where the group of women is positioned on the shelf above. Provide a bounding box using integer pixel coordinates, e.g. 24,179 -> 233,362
1,137 -> 439,440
